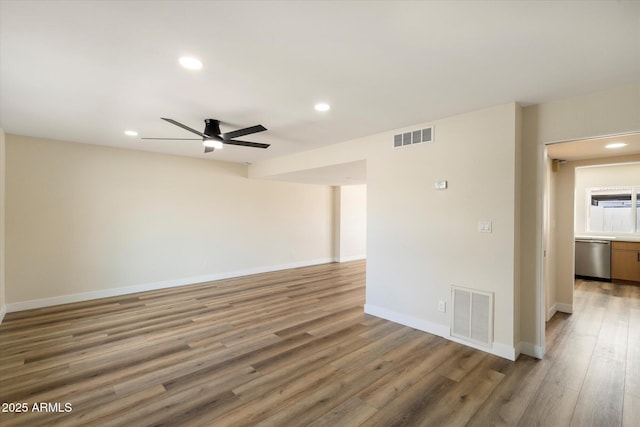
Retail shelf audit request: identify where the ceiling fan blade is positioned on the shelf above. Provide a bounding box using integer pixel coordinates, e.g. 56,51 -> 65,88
161,118 -> 208,138
204,146 -> 214,153
222,125 -> 267,140
141,137 -> 202,140
224,139 -> 270,149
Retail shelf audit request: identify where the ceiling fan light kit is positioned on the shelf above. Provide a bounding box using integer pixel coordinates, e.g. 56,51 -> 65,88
203,139 -> 223,149
142,118 -> 270,153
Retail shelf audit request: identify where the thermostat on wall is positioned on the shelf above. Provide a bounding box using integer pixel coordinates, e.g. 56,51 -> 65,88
435,180 -> 448,190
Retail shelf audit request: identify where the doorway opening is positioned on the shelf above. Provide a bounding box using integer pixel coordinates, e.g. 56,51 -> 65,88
543,132 -> 640,341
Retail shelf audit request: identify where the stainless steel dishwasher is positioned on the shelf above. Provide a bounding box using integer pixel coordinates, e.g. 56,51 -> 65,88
575,239 -> 611,280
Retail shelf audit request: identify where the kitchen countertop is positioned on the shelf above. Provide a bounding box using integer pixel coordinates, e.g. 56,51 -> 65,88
575,235 -> 640,243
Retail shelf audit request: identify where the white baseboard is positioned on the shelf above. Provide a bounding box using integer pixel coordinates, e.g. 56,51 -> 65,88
0,304 -> 6,324
335,255 -> 366,263
547,302 -> 573,321
364,303 -> 517,361
517,341 -> 544,359
491,342 -> 517,361
364,303 -> 450,336
556,303 -> 572,314
6,258 -> 334,313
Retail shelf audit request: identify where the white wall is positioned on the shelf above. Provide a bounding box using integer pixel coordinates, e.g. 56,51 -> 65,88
0,129 -> 6,322
5,135 -> 334,309
334,185 -> 367,262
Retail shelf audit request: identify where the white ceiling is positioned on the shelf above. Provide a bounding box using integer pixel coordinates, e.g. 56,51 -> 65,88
1,1 -> 639,165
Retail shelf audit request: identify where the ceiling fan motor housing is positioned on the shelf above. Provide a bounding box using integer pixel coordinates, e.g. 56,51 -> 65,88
204,119 -> 222,139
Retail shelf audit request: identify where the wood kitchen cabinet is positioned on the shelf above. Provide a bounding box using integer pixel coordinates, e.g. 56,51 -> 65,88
612,241 -> 640,283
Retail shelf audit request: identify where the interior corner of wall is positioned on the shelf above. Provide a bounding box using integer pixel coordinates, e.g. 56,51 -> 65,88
555,303 -> 572,314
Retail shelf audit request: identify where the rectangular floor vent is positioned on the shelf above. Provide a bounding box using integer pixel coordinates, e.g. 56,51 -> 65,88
393,126 -> 434,148
451,286 -> 493,347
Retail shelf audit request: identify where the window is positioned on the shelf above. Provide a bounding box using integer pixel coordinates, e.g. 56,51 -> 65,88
587,186 -> 640,234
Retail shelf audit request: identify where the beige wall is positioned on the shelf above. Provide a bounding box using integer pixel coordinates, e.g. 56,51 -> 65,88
5,135 -> 334,307
513,104 -> 522,346
544,155 -> 558,320
0,129 -> 5,322
520,83 -> 640,355
366,103 -> 519,357
553,157 -> 578,311
335,185 -> 367,261
252,103 -> 520,359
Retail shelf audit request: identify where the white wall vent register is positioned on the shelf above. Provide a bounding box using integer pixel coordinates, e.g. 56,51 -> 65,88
451,286 -> 493,347
393,126 -> 434,148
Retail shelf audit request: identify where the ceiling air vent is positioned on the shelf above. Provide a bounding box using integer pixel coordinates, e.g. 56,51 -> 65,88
393,125 -> 434,148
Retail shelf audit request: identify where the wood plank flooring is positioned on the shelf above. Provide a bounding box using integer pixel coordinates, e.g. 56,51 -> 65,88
0,261 -> 638,426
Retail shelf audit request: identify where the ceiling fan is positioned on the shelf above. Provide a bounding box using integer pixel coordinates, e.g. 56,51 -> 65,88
143,118 -> 270,153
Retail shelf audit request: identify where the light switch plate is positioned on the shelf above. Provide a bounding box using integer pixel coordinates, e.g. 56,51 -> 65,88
478,221 -> 492,233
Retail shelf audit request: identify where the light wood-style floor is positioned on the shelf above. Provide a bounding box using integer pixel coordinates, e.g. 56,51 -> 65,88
0,261 -> 638,426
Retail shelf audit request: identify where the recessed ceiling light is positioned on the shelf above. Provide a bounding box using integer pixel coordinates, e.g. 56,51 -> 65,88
605,142 -> 627,149
179,56 -> 203,70
124,130 -> 138,137
314,103 -> 330,112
